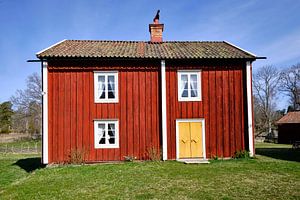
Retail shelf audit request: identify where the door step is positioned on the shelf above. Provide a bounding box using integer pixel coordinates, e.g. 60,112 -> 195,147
178,159 -> 210,164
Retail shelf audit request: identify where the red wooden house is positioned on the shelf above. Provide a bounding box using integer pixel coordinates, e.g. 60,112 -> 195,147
36,15 -> 264,164
276,111 -> 300,144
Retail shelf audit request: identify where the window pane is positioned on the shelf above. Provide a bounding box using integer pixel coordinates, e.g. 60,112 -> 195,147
98,76 -> 106,99
108,76 -> 115,88
190,74 -> 198,91
108,123 -> 115,144
181,76 -> 188,89
182,89 -> 188,97
181,74 -> 188,82
98,124 -> 106,144
108,91 -> 115,98
190,74 -> 197,82
191,89 -> 198,97
108,75 -> 115,99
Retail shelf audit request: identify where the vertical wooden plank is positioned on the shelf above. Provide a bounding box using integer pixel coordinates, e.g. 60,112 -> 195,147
70,71 -> 77,160
229,69 -> 236,155
53,71 -> 57,162
209,70 -> 217,157
235,69 -> 242,151
192,102 -> 198,118
133,71 -> 140,158
114,71 -> 121,161
202,69 -> 210,157
181,102 -> 187,119
120,70 -> 127,160
152,69 -> 159,150
64,72 -> 71,161
199,68 -> 203,117
57,72 -> 65,162
107,100 -> 115,161
240,67 -> 245,150
166,69 -> 171,158
95,94 -> 101,161
139,71 -> 146,159
89,71 -> 96,162
170,69 -> 176,159
102,103 -> 108,160
77,72 -> 83,152
216,69 -> 223,157
48,71 -> 53,163
145,70 -> 151,159
82,71 -> 90,161
127,71 -> 133,157
222,69 -> 230,157
187,102 -> 193,118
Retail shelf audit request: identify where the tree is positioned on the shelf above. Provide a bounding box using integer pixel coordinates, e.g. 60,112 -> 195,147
10,73 -> 42,134
279,63 -> 300,111
253,65 -> 280,137
0,101 -> 14,133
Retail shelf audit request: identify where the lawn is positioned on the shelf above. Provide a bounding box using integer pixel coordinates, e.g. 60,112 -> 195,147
0,139 -> 41,154
0,142 -> 299,200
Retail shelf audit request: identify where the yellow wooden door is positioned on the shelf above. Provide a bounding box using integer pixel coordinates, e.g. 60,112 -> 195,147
190,122 -> 203,158
178,121 -> 203,158
179,122 -> 190,158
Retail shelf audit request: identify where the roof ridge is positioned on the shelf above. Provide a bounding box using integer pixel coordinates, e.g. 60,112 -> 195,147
66,39 -> 225,43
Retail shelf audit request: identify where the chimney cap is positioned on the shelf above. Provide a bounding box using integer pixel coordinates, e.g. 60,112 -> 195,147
153,10 -> 160,23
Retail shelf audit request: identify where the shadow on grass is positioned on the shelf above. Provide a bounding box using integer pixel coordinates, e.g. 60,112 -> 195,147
13,157 -> 46,173
256,148 -> 300,162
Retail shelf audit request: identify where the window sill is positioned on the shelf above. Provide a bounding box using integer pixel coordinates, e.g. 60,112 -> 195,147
95,145 -> 119,149
178,98 -> 202,102
94,99 -> 119,103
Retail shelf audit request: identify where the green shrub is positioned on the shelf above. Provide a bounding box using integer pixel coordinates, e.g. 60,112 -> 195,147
232,150 -> 250,159
147,146 -> 161,161
123,155 -> 137,162
68,148 -> 87,164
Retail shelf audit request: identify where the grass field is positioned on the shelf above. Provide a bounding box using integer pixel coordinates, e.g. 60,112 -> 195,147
0,142 -> 299,199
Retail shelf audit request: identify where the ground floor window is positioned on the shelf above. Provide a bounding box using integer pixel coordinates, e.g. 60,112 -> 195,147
94,120 -> 119,148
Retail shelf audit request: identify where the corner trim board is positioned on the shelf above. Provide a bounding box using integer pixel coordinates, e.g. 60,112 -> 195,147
42,61 -> 48,164
161,60 -> 168,160
246,61 -> 254,156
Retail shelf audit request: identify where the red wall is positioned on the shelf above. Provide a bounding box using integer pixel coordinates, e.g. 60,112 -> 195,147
47,60 -> 249,163
165,62 -> 248,159
47,61 -> 161,163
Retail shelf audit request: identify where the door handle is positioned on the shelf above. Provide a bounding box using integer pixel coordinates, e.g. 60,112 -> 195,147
181,139 -> 188,144
191,139 -> 198,143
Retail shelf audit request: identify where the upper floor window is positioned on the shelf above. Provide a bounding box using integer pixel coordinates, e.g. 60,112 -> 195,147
178,70 -> 201,101
94,71 -> 118,103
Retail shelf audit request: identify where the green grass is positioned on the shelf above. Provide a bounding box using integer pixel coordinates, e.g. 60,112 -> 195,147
0,143 -> 299,199
0,139 -> 41,149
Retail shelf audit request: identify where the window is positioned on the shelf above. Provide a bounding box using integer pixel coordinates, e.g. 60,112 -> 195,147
94,120 -> 119,148
178,71 -> 201,101
94,72 -> 118,103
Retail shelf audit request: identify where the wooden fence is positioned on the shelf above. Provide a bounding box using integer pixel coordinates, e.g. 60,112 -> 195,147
0,142 -> 41,154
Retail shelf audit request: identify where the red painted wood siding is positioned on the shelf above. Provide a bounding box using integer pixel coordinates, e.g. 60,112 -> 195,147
47,60 -> 249,163
166,63 -> 248,159
47,61 -> 160,163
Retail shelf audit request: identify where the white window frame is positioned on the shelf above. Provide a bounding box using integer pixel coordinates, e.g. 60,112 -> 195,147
177,70 -> 201,101
94,120 -> 119,149
94,71 -> 119,103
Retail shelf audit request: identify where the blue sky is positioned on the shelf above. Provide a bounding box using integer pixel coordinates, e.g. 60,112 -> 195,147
0,0 -> 300,109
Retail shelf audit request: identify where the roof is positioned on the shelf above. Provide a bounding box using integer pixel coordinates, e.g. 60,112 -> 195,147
276,111 -> 300,124
36,40 -> 259,60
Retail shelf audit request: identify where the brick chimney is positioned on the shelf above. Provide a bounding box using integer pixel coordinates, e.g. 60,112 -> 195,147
149,10 -> 164,42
